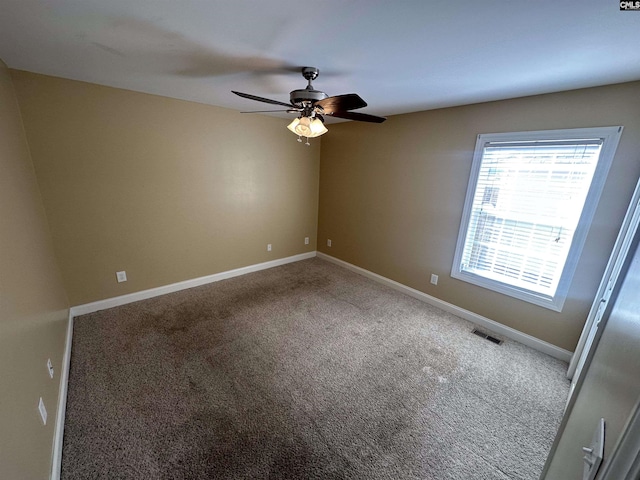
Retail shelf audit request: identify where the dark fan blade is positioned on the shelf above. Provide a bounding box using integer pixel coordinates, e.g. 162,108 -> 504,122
241,109 -> 299,113
232,91 -> 294,108
315,94 -> 367,113
328,110 -> 386,123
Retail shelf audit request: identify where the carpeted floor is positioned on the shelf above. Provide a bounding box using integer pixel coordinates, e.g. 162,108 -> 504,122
61,258 -> 569,479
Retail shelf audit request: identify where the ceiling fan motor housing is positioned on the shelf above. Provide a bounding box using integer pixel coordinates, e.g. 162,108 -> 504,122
290,88 -> 328,106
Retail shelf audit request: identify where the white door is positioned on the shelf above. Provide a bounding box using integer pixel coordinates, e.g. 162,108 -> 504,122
567,177 -> 640,391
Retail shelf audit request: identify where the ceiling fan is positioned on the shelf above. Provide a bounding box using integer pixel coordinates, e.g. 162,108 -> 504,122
232,67 -> 386,144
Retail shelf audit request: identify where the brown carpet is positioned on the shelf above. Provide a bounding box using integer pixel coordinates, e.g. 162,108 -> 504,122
61,258 -> 569,479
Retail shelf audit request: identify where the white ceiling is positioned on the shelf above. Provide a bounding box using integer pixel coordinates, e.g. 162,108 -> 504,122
1,0 -> 639,122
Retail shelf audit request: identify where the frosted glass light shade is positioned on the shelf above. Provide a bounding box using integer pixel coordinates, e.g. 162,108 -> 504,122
287,116 -> 328,138
287,118 -> 301,134
308,118 -> 328,137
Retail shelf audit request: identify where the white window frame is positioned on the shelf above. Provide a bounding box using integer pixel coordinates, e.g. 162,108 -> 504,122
451,126 -> 623,312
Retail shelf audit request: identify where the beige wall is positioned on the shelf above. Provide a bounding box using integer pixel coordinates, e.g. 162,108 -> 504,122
0,61 -> 69,479
11,70 -> 320,306
3,61 -> 638,479
318,81 -> 640,352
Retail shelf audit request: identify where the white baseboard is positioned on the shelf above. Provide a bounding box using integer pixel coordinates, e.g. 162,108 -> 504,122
50,310 -> 74,480
70,252 -> 317,317
316,252 -> 573,363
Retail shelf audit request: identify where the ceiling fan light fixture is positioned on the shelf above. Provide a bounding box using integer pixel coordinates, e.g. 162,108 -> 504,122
287,116 -> 327,140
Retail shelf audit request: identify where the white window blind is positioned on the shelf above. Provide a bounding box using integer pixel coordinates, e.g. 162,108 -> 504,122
452,127 -> 622,311
462,139 -> 602,295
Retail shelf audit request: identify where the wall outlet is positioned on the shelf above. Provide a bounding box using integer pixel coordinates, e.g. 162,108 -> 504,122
38,397 -> 47,425
430,274 -> 439,285
304,237 -> 309,245
267,244 -> 272,252
327,239 -> 332,247
47,358 -> 54,379
116,271 -> 127,283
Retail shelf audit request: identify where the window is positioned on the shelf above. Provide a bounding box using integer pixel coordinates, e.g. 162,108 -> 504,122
452,127 -> 623,311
